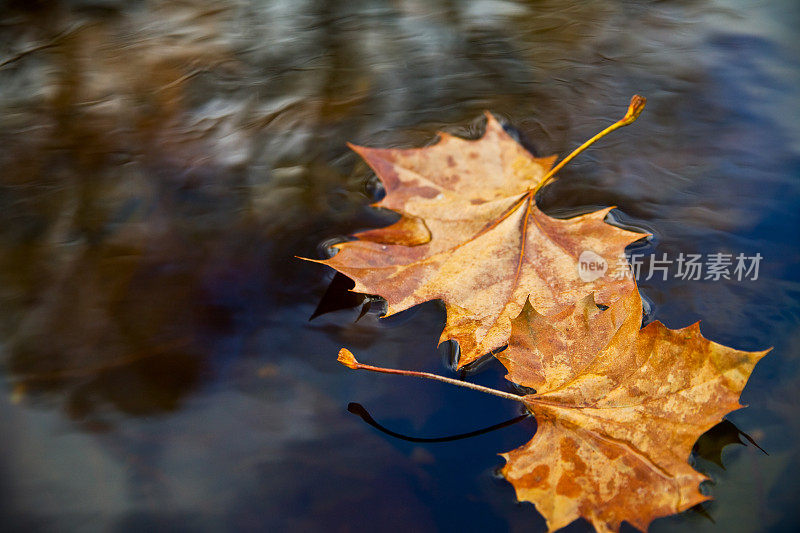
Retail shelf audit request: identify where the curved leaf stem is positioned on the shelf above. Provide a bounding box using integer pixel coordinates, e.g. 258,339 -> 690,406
338,349 -> 525,403
533,95 -> 646,193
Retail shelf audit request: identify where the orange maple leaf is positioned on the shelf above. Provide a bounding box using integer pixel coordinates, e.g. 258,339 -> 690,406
312,98 -> 648,368
496,287 -> 769,533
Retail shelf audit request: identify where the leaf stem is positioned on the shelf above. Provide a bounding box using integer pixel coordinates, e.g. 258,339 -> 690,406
338,349 -> 525,403
533,95 -> 646,193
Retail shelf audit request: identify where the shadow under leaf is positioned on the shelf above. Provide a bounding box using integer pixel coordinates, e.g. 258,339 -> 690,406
347,402 -> 529,443
692,418 -> 767,469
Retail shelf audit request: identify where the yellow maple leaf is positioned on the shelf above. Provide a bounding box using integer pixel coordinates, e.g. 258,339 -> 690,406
311,97 -> 648,367
497,288 -> 769,532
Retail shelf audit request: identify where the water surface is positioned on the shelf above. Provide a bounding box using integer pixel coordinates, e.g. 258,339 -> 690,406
1,1 -> 799,531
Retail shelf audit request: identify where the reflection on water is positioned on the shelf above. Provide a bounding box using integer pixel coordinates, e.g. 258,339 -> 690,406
1,0 -> 799,531
347,402 -> 531,443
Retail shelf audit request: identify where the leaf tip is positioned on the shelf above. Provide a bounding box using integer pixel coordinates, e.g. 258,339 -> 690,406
347,142 -> 372,158
521,296 -> 536,314
483,110 -> 501,126
337,348 -> 360,369
346,141 -> 362,150
295,255 -> 325,265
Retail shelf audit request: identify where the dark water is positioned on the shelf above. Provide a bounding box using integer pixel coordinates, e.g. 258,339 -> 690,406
1,1 -> 799,531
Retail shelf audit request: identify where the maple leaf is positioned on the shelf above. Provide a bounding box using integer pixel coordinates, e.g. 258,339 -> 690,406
312,97 -> 647,368
496,288 -> 769,533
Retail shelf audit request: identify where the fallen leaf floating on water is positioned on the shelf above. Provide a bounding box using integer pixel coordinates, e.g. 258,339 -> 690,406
325,96 -> 769,531
309,97 -> 647,368
337,287 -> 768,532
496,288 -> 769,533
